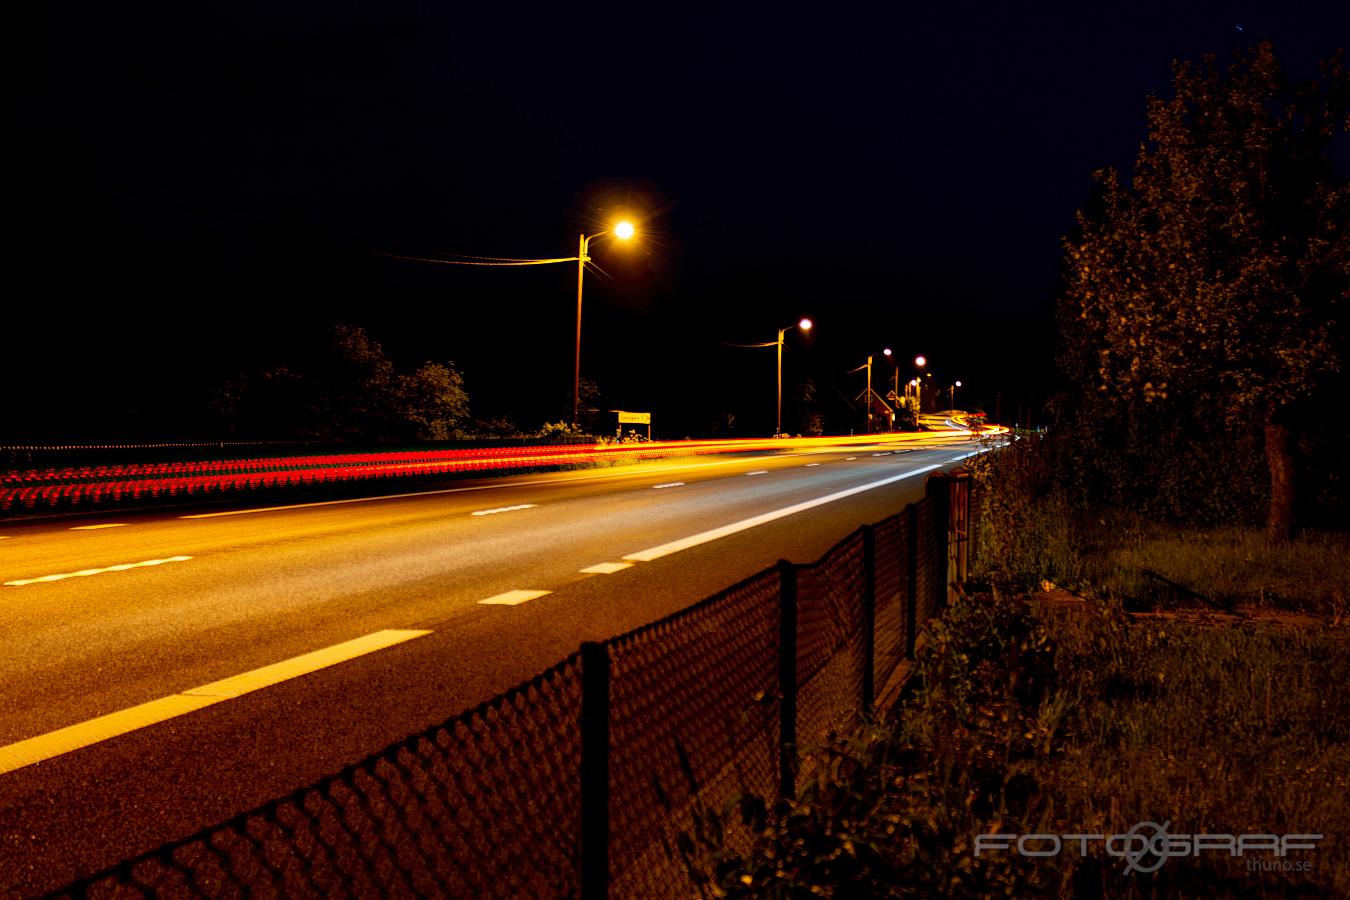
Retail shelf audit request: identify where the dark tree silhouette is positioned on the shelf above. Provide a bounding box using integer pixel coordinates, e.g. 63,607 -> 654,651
1060,42 -> 1349,538
214,325 -> 470,442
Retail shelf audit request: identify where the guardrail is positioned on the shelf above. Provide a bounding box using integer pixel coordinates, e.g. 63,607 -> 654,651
1,434 -> 989,518
52,471 -> 973,898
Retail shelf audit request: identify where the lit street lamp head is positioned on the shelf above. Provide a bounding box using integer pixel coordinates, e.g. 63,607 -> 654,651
614,220 -> 635,240
798,317 -> 813,332
883,348 -> 892,356
915,355 -> 927,368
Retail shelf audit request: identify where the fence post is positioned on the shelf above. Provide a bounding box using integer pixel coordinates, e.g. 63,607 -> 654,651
905,505 -> 918,660
927,473 -> 953,607
777,559 -> 797,802
954,474 -> 970,586
860,524 -> 876,711
580,641 -> 611,900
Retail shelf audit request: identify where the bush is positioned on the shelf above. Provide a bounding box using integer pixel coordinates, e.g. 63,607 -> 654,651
686,592 -> 1349,897
966,436 -> 1083,591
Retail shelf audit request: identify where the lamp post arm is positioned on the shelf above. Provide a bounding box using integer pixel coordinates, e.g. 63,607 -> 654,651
377,251 -> 582,266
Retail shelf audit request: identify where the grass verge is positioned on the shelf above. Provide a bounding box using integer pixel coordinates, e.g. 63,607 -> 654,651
683,594 -> 1350,897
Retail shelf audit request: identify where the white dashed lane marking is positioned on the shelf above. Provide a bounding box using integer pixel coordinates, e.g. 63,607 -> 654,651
652,482 -> 685,489
478,590 -> 552,606
470,504 -> 537,517
579,562 -> 635,575
4,556 -> 194,587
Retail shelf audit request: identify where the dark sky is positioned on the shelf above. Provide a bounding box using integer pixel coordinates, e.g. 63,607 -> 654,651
8,2 -> 1348,439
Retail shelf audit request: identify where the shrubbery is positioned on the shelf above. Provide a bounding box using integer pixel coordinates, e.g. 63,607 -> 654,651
684,591 -> 1349,897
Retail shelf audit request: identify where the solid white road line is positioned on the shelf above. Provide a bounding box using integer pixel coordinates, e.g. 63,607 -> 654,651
623,464 -> 945,563
478,589 -> 552,606
0,629 -> 431,775
4,556 -> 194,587
947,446 -> 994,462
70,523 -> 129,530
470,504 -> 537,516
579,562 -> 635,575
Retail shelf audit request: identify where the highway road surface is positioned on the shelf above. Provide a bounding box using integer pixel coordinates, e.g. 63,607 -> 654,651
0,435 -> 989,895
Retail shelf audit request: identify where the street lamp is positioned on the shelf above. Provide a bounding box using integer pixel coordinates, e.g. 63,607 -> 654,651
850,349 -> 896,434
950,379 -> 962,409
881,348 -> 904,414
912,356 -> 928,413
574,221 -> 636,426
775,318 -> 812,436
380,225 -> 637,430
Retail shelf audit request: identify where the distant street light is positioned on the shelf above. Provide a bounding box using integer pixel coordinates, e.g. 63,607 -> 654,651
776,318 -> 812,436
912,356 -> 928,412
851,350 -> 896,434
950,379 -> 962,409
723,318 -> 813,436
378,218 -> 637,432
881,348 -> 903,414
574,222 -> 636,426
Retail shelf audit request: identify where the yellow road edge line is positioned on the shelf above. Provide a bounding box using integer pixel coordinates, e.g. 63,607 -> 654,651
70,523 -> 130,530
184,629 -> 432,699
0,694 -> 224,775
478,589 -> 551,606
0,629 -> 432,775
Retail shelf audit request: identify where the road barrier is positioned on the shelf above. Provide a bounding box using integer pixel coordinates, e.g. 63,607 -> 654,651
53,471 -> 974,899
0,433 -> 991,518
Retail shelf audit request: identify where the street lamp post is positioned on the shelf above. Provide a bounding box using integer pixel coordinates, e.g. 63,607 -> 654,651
883,348 -> 901,411
913,355 -> 927,414
865,354 -> 873,433
851,349 -> 897,434
573,222 -> 635,427
776,318 -> 813,436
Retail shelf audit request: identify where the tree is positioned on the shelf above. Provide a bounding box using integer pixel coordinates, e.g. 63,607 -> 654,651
317,324 -> 399,439
1060,43 -> 1349,538
394,361 -> 470,441
213,325 -> 470,442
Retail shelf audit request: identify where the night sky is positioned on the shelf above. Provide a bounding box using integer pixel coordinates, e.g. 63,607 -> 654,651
8,2 -> 1348,440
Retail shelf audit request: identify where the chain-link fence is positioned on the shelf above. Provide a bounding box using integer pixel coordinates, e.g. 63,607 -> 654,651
57,470 -> 973,899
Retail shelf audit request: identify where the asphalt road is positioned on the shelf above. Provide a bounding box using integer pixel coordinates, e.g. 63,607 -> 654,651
0,436 -> 986,895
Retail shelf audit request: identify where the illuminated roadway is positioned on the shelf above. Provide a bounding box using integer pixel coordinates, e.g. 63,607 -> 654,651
0,435 -> 989,894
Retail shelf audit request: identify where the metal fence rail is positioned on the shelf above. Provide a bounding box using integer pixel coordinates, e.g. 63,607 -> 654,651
59,470 -> 973,899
